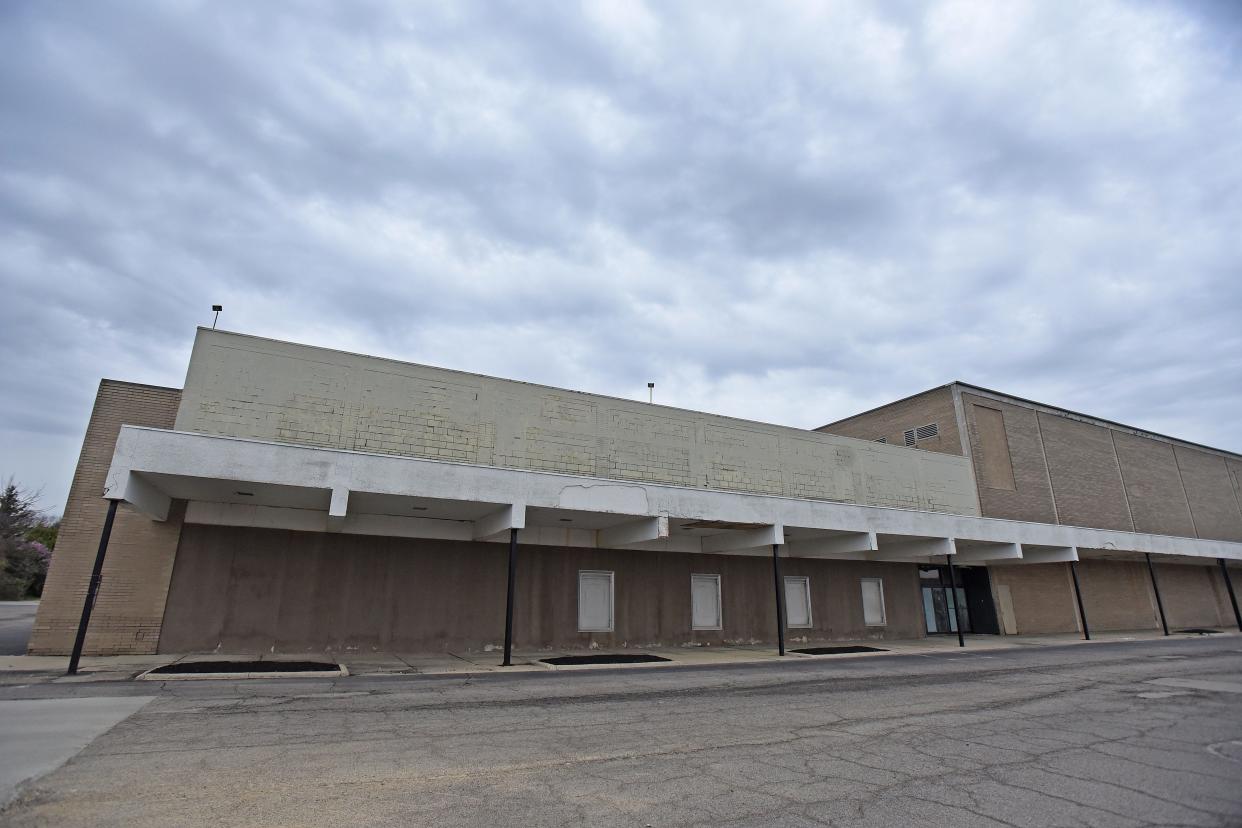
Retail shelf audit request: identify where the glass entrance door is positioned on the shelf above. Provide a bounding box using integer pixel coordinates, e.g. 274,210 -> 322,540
919,566 -> 971,634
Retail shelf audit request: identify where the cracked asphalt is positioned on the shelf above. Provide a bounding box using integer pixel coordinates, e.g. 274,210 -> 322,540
1,635 -> 1240,826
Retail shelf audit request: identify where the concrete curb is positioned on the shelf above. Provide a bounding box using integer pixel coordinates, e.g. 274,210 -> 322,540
536,658 -> 678,671
135,665 -> 349,681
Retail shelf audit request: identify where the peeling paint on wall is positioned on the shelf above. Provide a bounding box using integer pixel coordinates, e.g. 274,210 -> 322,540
175,330 -> 981,515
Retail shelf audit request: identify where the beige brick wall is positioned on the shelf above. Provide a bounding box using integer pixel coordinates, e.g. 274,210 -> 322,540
815,387 -> 963,456
1175,446 -> 1242,542
992,560 -> 1233,634
174,330 -> 980,515
28,381 -> 184,655
1154,562 -> 1234,629
1077,560 -> 1161,632
962,395 -> 1059,524
1113,432 -> 1197,538
960,390 -> 1241,542
828,385 -> 1242,542
1038,413 -> 1134,532
988,564 -> 1079,634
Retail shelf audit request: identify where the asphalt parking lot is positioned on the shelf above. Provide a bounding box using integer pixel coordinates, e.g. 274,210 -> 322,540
1,635 -> 1240,827
0,602 -> 37,656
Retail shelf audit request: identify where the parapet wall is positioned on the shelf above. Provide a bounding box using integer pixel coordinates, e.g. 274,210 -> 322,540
175,329 -> 981,516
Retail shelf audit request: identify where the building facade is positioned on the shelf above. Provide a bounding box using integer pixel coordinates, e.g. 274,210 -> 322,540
30,333 -> 1242,658
818,383 -> 1242,634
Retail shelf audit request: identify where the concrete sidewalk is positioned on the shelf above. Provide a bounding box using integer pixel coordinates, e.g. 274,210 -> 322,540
3,627 -> 1234,683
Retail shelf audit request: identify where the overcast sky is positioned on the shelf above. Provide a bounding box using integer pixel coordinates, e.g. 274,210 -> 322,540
2,1 -> 1240,514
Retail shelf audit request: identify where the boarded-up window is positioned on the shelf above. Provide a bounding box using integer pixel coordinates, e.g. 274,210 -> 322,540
784,576 -> 812,627
691,574 -> 722,630
578,571 -> 614,632
974,405 -> 1017,491
861,578 -> 886,626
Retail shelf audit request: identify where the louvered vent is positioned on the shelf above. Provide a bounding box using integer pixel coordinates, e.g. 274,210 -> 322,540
903,429 -> 916,446
915,423 -> 939,440
875,437 -> 887,443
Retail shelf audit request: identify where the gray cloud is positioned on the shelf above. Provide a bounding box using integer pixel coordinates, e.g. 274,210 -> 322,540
2,0 -> 1240,513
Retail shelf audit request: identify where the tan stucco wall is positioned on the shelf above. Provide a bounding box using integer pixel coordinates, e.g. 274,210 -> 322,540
158,525 -> 926,653
29,381 -> 185,655
174,329 -> 980,515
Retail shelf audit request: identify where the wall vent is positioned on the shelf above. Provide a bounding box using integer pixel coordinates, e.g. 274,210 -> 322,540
904,429 -> 916,446
875,437 -> 887,443
915,423 -> 939,440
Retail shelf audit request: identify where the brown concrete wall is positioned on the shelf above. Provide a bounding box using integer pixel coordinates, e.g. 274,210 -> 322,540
158,525 -> 926,653
1077,560 -> 1161,632
1113,432 -> 1197,538
987,564 -> 1079,634
815,387 -> 964,456
1154,563 -> 1234,630
1175,447 -> 1242,542
29,381 -> 185,655
1038,413 -> 1134,532
962,395 -> 1059,524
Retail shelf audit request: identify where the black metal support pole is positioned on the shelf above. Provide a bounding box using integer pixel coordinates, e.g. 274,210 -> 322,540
502,528 -> 518,666
1145,552 -> 1170,636
946,554 -> 965,648
772,544 -> 786,656
1069,561 -> 1090,641
1219,558 -> 1242,632
68,499 -> 119,676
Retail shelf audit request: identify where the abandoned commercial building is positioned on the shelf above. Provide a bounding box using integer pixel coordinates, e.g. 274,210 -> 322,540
29,329 -> 1242,664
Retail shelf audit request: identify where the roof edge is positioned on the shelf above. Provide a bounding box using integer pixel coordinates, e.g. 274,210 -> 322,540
814,383 -> 955,431
952,381 -> 1241,460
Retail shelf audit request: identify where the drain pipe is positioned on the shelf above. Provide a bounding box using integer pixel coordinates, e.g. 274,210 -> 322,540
68,499 -> 120,675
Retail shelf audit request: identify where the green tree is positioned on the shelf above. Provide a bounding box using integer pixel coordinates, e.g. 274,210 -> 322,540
0,480 -> 54,599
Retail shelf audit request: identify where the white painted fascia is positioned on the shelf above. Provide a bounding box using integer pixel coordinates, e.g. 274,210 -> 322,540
953,542 -> 1022,563
869,537 -> 955,562
597,516 -> 669,549
107,426 -> 1242,563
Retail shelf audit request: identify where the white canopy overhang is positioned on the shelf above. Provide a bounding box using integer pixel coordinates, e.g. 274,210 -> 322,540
104,426 -> 1242,566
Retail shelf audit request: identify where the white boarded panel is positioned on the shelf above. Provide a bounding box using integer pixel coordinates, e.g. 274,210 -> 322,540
691,574 -> 722,629
578,571 -> 613,632
861,578 -> 887,626
784,576 -> 812,627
